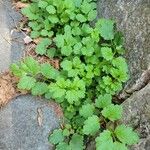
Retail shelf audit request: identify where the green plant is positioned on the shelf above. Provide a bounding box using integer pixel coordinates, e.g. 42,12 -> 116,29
11,0 -> 139,149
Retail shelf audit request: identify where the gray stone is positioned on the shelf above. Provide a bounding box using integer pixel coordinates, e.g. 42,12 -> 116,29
0,95 -> 60,150
0,0 -> 25,72
121,83 -> 150,150
97,0 -> 150,87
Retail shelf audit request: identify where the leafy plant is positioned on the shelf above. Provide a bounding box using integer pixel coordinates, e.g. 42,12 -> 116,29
11,0 -> 139,149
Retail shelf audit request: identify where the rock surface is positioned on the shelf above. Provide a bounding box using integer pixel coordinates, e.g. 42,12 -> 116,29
122,83 -> 150,150
0,0 -> 24,72
97,0 -> 150,87
0,95 -> 60,150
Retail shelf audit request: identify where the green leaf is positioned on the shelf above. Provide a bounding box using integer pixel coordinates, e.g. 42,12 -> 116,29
73,42 -> 82,54
61,46 -> 72,56
79,103 -> 95,118
56,142 -> 70,150
30,31 -> 40,38
102,104 -> 123,121
48,129 -> 64,145
101,47 -> 113,60
113,142 -> 128,150
41,63 -> 60,80
38,0 -> 48,8
47,48 -> 56,58
36,38 -> 51,55
46,5 -> 56,14
95,94 -> 112,108
31,82 -> 48,96
54,35 -> 64,48
114,125 -> 139,145
96,130 -> 114,150
23,57 -> 40,75
112,57 -> 128,72
81,1 -> 91,14
88,10 -> 97,21
61,60 -> 72,71
83,115 -> 100,135
65,90 -> 79,104
76,14 -> 87,23
18,75 -> 36,90
96,19 -> 115,40
48,15 -> 59,24
70,134 -> 84,150
10,64 -> 23,77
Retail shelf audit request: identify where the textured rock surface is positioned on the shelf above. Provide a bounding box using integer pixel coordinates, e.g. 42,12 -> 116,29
97,0 -> 150,87
89,1 -> 150,150
122,83 -> 150,150
0,95 -> 60,150
0,0 -> 24,72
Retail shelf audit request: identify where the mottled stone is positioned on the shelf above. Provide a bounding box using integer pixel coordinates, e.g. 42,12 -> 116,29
97,0 -> 150,87
0,0 -> 25,72
0,95 -> 60,150
121,83 -> 150,150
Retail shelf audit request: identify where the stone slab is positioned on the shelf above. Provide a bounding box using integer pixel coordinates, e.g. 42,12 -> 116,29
0,95 -> 60,150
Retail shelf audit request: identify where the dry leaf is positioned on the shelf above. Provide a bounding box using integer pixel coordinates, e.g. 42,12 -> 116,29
0,72 -> 28,107
24,36 -> 33,44
14,2 -> 29,10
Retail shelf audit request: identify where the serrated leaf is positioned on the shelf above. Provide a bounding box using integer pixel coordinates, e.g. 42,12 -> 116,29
23,57 -> 40,75
65,90 -> 79,104
102,104 -> 123,121
96,19 -> 115,40
31,82 -> 48,96
96,130 -> 114,150
61,60 -> 72,71
112,57 -> 128,72
76,14 -> 87,23
73,42 -> 82,54
114,125 -> 139,145
30,31 -> 40,38
101,47 -> 113,60
46,5 -> 56,14
79,103 -> 95,118
10,64 -> 23,77
70,134 -> 84,150
83,115 -> 100,135
61,46 -> 72,56
49,129 -> 64,145
81,1 -> 91,14
56,142 -> 70,150
41,63 -> 60,80
95,94 -> 112,108
113,142 -> 128,150
36,38 -> 51,55
18,75 -> 36,90
38,0 -> 48,8
54,34 -> 64,48
88,10 -> 97,21
48,15 -> 59,23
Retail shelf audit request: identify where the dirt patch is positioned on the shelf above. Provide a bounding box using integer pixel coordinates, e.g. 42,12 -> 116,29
0,72 -> 27,107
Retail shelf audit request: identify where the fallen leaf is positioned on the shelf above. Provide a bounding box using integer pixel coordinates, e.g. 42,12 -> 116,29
0,72 -> 28,107
14,2 -> 29,10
